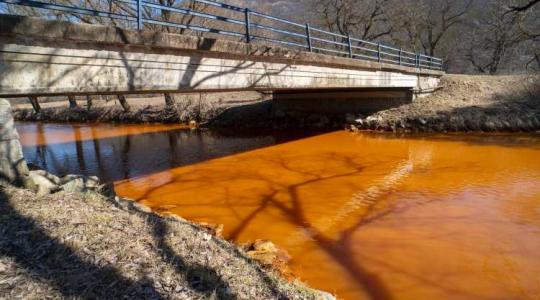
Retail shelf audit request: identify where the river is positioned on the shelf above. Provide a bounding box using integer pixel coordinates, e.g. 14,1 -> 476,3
17,122 -> 540,300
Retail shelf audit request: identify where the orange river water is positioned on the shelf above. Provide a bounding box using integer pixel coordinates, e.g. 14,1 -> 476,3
17,123 -> 540,300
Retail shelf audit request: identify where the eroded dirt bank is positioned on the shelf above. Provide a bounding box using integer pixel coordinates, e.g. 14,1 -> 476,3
352,75 -> 540,132
0,183 -> 331,300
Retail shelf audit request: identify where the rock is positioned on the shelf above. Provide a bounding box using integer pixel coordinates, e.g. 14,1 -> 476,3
131,202 -> 152,213
197,222 -> 224,238
30,170 -> 61,185
366,116 -> 377,122
113,196 -> 130,210
244,239 -> 292,278
28,170 -> 61,196
60,175 -> 100,193
315,290 -> 337,300
252,240 -> 278,253
61,178 -> 87,193
61,174 -> 99,186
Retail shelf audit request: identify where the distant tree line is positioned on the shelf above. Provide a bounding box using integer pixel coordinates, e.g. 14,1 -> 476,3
1,0 -> 538,74
305,0 -> 539,74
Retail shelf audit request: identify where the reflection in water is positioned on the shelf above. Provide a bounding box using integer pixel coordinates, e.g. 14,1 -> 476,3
17,122 -> 318,182
18,123 -> 540,300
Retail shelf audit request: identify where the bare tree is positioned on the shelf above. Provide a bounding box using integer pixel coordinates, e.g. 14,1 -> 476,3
312,0 -> 393,40
465,0 -> 538,74
389,0 -> 472,57
508,0 -> 540,12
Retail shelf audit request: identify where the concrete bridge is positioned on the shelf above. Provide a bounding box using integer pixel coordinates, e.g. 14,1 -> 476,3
0,14 -> 443,114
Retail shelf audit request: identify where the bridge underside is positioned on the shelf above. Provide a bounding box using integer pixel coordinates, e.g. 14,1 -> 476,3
273,88 -> 413,115
0,14 -> 442,112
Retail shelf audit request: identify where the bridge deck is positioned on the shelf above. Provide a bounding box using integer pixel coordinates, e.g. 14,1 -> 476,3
0,14 -> 443,97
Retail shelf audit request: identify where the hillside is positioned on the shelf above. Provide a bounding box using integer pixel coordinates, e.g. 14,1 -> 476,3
353,75 -> 540,132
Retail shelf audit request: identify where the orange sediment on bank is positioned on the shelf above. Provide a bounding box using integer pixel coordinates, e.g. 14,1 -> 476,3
115,131 -> 540,300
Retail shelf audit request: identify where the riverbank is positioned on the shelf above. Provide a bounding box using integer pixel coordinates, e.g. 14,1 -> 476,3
0,181 -> 332,300
351,75 -> 540,132
9,75 -> 540,132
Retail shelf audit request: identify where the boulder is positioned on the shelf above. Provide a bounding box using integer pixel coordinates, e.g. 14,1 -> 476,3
60,175 -> 100,193
28,170 -> 61,196
244,239 -> 293,279
61,178 -> 87,193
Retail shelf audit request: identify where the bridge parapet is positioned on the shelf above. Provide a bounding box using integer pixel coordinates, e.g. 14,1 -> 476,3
0,14 -> 443,99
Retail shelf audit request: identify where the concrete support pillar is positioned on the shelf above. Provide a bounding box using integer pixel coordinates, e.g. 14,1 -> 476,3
28,96 -> 41,113
164,93 -> 174,106
68,95 -> 78,108
0,99 -> 32,187
117,95 -> 131,112
86,95 -> 93,110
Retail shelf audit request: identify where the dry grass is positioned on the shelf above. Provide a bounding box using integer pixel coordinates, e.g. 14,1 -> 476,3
356,75 -> 540,132
0,186 -> 320,300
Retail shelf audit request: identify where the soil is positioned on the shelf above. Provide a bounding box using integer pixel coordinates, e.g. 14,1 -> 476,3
352,75 -> 540,132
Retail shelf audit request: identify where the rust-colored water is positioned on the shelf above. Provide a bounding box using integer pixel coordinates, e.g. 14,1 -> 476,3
116,131 -> 540,300
18,123 -> 540,299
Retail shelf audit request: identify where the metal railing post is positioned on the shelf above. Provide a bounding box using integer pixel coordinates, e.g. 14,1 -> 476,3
0,0 -> 445,70
347,34 -> 353,58
136,0 -> 142,30
305,24 -> 312,52
244,8 -> 251,43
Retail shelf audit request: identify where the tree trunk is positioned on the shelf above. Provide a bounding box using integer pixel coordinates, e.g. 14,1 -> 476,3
0,99 -> 32,187
117,95 -> 131,112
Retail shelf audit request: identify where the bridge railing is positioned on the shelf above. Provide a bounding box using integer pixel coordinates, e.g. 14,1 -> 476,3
0,0 -> 443,70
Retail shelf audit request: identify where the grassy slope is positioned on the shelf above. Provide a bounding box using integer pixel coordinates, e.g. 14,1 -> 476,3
0,186 -> 319,300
